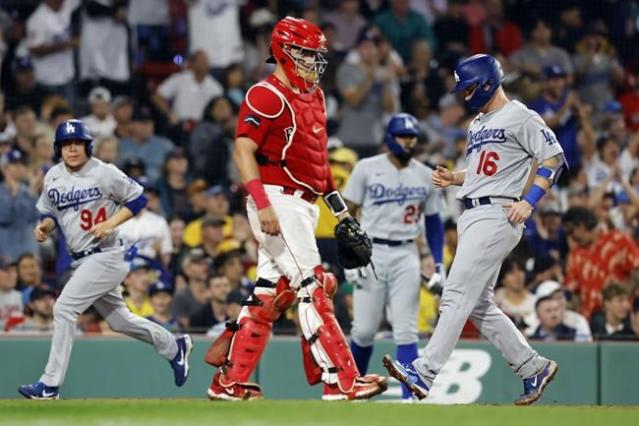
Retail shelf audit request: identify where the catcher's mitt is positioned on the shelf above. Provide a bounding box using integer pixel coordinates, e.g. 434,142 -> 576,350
335,217 -> 372,269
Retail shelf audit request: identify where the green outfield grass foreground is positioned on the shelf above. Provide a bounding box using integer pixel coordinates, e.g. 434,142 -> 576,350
1,399 -> 637,426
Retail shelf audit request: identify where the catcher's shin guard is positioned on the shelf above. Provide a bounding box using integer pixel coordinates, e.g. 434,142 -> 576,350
298,267 -> 386,398
205,277 -> 295,383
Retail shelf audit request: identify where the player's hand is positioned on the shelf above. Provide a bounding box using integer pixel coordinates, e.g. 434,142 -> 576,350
90,221 -> 115,239
34,223 -> 49,242
432,165 -> 455,188
258,206 -> 281,236
504,200 -> 534,224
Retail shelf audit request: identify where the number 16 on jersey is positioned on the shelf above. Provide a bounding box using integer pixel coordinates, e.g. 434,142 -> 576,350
476,151 -> 500,176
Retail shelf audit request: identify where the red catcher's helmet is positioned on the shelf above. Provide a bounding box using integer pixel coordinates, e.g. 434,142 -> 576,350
269,17 -> 328,92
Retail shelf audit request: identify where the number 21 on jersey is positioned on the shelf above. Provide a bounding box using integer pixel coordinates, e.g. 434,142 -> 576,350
476,151 -> 500,176
80,207 -> 107,230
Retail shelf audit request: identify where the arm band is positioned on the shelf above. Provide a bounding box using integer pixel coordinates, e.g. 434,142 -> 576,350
125,194 -> 148,215
323,191 -> 348,216
425,214 -> 444,265
246,179 -> 271,210
523,184 -> 546,208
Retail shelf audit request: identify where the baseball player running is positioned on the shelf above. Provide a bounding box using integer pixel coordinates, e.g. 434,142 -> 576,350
343,113 -> 444,401
18,119 -> 192,399
383,54 -> 565,405
204,17 -> 387,401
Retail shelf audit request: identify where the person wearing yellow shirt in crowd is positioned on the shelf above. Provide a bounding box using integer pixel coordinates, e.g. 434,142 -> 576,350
443,219 -> 458,272
124,258 -> 155,317
183,185 -> 233,247
315,146 -> 358,267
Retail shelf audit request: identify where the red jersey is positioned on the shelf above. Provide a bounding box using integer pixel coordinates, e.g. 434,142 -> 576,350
235,75 -> 335,196
565,230 -> 639,318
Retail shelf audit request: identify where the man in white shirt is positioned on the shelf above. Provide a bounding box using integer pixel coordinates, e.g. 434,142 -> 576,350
152,50 -> 223,124
82,86 -> 117,138
25,0 -> 81,103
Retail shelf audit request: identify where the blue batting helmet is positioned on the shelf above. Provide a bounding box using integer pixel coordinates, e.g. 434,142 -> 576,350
54,119 -> 93,159
385,113 -> 420,161
451,54 -> 504,110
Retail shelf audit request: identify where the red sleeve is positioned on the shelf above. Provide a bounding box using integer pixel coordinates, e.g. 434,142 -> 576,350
234,84 -> 284,147
565,251 -> 581,294
621,234 -> 639,272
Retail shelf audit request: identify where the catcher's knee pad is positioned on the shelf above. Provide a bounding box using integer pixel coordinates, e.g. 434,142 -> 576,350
298,275 -> 359,392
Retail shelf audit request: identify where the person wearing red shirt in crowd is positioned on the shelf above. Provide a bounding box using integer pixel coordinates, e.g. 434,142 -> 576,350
468,0 -> 522,57
562,207 -> 639,319
618,73 -> 639,132
204,17 -> 387,402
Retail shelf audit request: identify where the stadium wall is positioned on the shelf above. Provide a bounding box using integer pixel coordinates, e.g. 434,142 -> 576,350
1,337 -> 637,404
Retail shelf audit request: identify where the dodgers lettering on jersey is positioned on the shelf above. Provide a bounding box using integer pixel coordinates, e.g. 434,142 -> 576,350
343,154 -> 442,240
457,100 -> 565,200
36,158 -> 143,254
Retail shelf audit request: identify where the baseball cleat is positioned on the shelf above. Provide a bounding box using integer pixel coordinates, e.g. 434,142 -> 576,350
383,354 -> 429,400
514,360 -> 558,406
170,335 -> 193,387
18,381 -> 59,400
207,371 -> 263,401
321,374 -> 389,401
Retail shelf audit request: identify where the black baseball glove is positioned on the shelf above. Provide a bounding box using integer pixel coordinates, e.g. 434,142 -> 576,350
335,217 -> 372,269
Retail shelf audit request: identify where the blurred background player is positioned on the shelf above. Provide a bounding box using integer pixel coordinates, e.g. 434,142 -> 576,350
204,17 -> 387,401
342,112 -> 444,401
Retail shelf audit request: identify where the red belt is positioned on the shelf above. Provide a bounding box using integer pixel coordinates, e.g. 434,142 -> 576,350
281,186 -> 318,203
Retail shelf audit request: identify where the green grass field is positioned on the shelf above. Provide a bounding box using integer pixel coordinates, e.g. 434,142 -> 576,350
1,400 -> 638,426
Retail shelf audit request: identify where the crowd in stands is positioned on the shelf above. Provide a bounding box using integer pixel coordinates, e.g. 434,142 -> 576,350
1,0 -> 639,341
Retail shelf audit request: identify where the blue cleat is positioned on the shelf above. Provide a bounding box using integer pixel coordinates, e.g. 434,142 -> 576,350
18,382 -> 59,400
515,360 -> 558,405
382,354 -> 429,400
170,335 -> 193,387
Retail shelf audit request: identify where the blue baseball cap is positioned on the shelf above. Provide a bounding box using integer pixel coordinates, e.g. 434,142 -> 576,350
543,65 -> 567,79
129,257 -> 151,272
0,149 -> 25,167
206,185 -> 228,197
603,100 -> 623,114
12,56 -> 33,72
149,281 -> 173,296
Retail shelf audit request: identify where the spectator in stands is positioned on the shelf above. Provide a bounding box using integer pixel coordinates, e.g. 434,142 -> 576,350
443,219 -> 458,271
25,0 -> 81,106
189,96 -> 234,185
112,95 -> 134,139
79,0 -> 130,93
15,253 -> 45,293
509,18 -> 573,84
631,298 -> 639,339
432,1 -> 468,58
223,63 -> 246,108
530,293 -> 578,341
0,257 -> 22,331
243,8 -> 276,83
563,206 -> 639,319
93,136 -> 118,164
336,28 -> 399,156
173,248 -> 210,327
590,284 -> 635,340
122,156 -> 146,182
183,185 -> 233,247
214,247 -> 251,295
325,0 -> 368,52
156,148 -> 192,220
189,274 -> 231,333
528,255 -> 565,291
421,93 -> 466,159
118,177 -> 173,267
82,87 -> 116,138
168,216 -> 187,278
555,3 -> 585,54
225,288 -> 244,322
4,56 -> 50,114
525,280 -> 592,342
573,24 -> 625,116
619,72 -> 639,132
400,39 -> 445,117
494,257 -> 535,329
6,286 -> 55,334
197,216 -> 226,261
187,0 -> 243,74
526,201 -> 564,261
0,150 -> 39,262
146,281 -> 180,333
0,95 -> 11,146
152,50 -> 223,127
468,0 -> 522,56
118,106 -> 174,183
29,133 -> 55,176
123,258 -> 154,317
374,0 -> 435,62
11,106 -> 38,157
529,65 -> 592,169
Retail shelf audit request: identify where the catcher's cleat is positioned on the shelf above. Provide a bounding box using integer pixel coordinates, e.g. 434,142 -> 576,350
169,335 -> 193,387
18,381 -> 59,400
321,375 -> 388,401
514,360 -> 558,406
207,371 -> 263,401
382,354 -> 429,400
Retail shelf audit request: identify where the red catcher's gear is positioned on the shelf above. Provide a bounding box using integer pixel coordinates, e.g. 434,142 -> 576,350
235,75 -> 336,195
270,17 -> 327,93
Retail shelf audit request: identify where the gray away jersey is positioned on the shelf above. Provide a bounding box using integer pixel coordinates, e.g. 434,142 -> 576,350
343,154 -> 442,240
36,158 -> 143,253
457,100 -> 565,200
